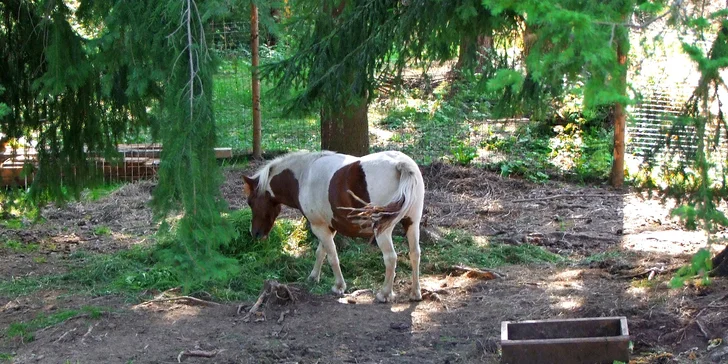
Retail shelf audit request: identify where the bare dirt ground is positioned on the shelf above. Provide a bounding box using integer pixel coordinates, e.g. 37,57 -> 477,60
2,163 -> 728,363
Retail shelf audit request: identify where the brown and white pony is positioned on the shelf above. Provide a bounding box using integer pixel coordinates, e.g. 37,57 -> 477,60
243,150 -> 425,302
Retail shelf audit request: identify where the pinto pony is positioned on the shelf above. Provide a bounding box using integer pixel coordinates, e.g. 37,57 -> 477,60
243,150 -> 425,302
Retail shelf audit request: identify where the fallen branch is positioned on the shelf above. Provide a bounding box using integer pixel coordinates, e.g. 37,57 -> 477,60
243,290 -> 270,323
512,194 -> 621,203
696,318 -> 711,339
421,290 -> 443,302
447,265 -> 504,280
80,323 -> 97,345
54,327 -> 77,343
236,303 -> 248,315
177,349 -> 220,362
133,296 -> 220,309
243,280 -> 296,323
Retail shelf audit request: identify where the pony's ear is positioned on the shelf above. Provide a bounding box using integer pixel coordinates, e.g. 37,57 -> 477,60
243,176 -> 258,197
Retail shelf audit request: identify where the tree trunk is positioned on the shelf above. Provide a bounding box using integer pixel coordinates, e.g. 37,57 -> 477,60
318,0 -> 369,156
456,33 -> 493,72
320,99 -> 369,156
251,2 -> 262,160
610,101 -> 626,187
711,246 -> 728,277
610,23 -> 629,188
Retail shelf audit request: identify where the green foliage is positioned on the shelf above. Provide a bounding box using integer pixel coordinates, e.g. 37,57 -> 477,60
634,10 -> 728,282
669,248 -> 713,288
0,188 -> 40,223
148,0 -> 240,290
0,353 -> 13,362
449,140 -> 478,166
482,114 -> 613,183
482,125 -> 553,183
5,306 -> 108,343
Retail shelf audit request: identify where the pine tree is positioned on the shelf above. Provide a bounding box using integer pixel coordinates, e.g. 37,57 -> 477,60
1,0 -> 239,286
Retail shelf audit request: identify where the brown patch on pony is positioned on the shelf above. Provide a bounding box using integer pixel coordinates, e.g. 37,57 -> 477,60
328,161 -> 374,238
269,169 -> 301,210
400,216 -> 413,233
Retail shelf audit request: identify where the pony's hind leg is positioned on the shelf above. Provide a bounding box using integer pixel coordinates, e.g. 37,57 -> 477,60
375,228 -> 397,303
310,224 -> 346,295
308,242 -> 327,283
406,221 -> 422,301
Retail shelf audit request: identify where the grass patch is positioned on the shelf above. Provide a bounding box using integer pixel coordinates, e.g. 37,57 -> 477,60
423,231 -> 565,272
0,245 -> 171,299
580,250 -> 625,265
0,353 -> 13,362
93,225 -> 112,236
3,239 -> 40,253
0,209 -> 564,302
6,306 -> 108,343
83,183 -> 125,201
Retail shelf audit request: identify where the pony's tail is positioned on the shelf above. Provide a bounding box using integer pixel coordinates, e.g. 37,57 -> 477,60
376,158 -> 423,234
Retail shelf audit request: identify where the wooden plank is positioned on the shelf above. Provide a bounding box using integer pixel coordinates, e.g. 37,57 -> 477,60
214,148 -> 233,159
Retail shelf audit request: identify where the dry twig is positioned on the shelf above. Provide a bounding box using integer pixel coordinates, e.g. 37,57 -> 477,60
177,349 -> 221,362
338,190 -> 402,231
277,309 -> 291,324
54,327 -> 77,343
133,296 -> 220,309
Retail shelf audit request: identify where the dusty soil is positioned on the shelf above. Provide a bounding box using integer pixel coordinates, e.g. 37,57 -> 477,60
2,163 -> 728,364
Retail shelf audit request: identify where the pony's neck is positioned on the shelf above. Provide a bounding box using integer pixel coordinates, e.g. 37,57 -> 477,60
261,151 -> 329,210
268,168 -> 301,210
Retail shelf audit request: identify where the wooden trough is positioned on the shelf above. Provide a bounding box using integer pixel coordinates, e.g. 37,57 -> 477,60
500,317 -> 630,364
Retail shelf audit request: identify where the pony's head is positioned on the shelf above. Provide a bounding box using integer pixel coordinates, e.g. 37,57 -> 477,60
243,175 -> 281,240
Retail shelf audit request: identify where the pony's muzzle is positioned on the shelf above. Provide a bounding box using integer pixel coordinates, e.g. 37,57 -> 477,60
251,228 -> 268,240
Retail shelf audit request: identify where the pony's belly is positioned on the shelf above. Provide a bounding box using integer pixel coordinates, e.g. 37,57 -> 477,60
330,217 -> 374,238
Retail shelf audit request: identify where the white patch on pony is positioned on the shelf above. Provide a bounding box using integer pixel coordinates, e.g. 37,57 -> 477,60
298,153 -> 358,226
251,150 -> 335,198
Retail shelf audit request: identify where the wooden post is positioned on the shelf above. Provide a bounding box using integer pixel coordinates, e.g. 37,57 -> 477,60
251,1 -> 262,160
610,32 -> 628,188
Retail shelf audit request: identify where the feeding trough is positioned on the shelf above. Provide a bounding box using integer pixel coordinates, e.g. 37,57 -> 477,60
500,316 -> 630,364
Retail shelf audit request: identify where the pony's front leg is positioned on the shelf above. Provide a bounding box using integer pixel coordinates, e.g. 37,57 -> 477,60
375,229 -> 397,303
310,224 -> 346,295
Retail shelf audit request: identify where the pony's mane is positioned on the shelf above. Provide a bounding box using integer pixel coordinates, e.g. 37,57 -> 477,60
252,150 -> 335,196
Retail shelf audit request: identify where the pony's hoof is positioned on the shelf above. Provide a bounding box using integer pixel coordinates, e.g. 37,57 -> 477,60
409,290 -> 422,301
331,283 -> 346,296
376,291 -> 395,303
307,273 -> 321,283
